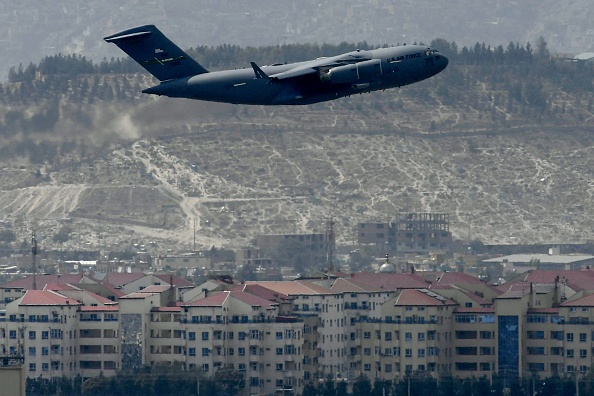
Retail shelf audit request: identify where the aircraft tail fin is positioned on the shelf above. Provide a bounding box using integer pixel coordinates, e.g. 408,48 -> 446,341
104,25 -> 208,81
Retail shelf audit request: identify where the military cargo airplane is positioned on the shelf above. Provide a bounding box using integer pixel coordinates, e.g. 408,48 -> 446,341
104,25 -> 448,105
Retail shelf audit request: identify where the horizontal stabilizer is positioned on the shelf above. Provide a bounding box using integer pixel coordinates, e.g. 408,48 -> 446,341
104,25 -> 208,81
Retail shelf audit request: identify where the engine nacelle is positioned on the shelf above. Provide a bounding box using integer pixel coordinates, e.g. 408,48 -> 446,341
321,59 -> 382,84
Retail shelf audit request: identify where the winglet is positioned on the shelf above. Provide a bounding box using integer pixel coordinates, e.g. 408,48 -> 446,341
250,62 -> 269,80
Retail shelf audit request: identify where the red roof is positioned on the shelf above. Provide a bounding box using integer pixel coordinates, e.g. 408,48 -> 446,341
502,269 -> 594,292
184,290 -> 277,309
428,271 -> 487,286
19,290 -> 80,306
43,283 -> 80,291
394,289 -> 457,306
185,291 -> 229,307
561,293 -> 594,307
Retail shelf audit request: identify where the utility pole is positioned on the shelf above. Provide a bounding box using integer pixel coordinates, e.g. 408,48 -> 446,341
31,231 -> 38,290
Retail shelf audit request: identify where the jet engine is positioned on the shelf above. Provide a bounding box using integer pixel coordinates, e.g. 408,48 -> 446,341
321,59 -> 382,84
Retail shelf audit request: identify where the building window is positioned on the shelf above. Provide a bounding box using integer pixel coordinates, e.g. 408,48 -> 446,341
189,348 -> 196,356
364,332 -> 371,339
418,349 -> 425,358
364,348 -> 371,356
455,331 -> 477,339
550,331 -> 563,340
276,363 -> 283,371
364,364 -> 371,371
188,332 -> 196,340
202,364 -> 209,372
385,332 -> 392,341
29,331 -> 36,340
527,347 -> 545,355
405,333 -> 412,341
405,349 -> 412,357
202,332 -> 209,341
276,348 -> 283,355
29,363 -> 36,372
567,333 -> 574,342
42,347 -> 48,356
527,331 -> 544,339
480,362 -> 491,371
480,347 -> 494,355
238,332 -> 246,340
528,363 -> 545,372
526,315 -> 547,323
29,347 -> 36,356
550,347 -> 564,356
385,364 -> 392,373
567,349 -> 574,358
580,349 -> 587,358
42,363 -> 49,372
238,348 -> 245,356
9,330 -> 16,339
418,332 -> 425,341
580,333 -> 587,342
202,348 -> 209,357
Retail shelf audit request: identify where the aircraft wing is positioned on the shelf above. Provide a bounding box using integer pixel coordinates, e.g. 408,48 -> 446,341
267,53 -> 373,81
268,66 -> 318,80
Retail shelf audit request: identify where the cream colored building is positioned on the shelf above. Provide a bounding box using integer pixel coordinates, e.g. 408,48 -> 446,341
6,269 -> 594,394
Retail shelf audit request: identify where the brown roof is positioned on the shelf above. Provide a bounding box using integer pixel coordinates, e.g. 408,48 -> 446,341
101,273 -> 146,287
244,280 -> 333,295
349,273 -> 430,290
1,274 -> 92,290
232,283 -> 294,303
153,274 -> 195,288
19,290 -> 81,306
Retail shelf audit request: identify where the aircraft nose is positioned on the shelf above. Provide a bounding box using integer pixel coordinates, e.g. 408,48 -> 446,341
437,54 -> 449,70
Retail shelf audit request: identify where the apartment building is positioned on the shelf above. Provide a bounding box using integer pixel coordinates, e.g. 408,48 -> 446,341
4,269 -> 594,394
2,290 -> 82,378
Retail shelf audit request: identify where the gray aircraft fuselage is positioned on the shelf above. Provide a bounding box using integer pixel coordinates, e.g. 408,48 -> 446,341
105,25 -> 448,105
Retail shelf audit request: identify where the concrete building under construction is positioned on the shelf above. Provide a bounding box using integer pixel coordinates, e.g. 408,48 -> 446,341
358,212 -> 452,255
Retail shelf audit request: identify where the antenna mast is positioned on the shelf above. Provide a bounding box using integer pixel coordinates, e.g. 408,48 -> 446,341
325,217 -> 335,272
